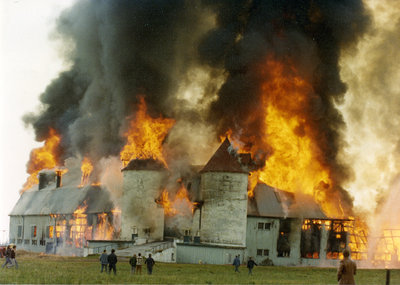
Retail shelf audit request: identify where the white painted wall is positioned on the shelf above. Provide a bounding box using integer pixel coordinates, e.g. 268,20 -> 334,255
200,172 -> 248,246
121,170 -> 166,241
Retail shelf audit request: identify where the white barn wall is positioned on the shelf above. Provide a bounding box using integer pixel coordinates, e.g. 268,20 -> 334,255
200,172 -> 248,246
121,170 -> 166,241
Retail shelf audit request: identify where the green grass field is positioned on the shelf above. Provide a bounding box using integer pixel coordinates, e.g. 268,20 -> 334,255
0,252 -> 398,284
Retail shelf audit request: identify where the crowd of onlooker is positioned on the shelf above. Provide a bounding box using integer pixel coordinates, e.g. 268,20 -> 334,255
99,249 -> 155,276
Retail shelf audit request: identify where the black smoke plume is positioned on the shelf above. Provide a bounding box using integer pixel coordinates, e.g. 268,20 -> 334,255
24,0 -> 369,210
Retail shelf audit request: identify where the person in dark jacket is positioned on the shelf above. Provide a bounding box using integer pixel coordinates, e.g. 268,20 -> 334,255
233,255 -> 240,272
1,245 -> 12,269
99,250 -> 108,273
129,254 -> 137,275
337,249 -> 357,285
9,246 -> 18,269
145,254 -> 155,275
247,257 -> 257,275
107,249 -> 118,275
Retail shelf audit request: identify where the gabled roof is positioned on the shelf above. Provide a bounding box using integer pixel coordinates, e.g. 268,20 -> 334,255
248,183 -> 327,219
9,185 -> 114,216
200,138 -> 247,174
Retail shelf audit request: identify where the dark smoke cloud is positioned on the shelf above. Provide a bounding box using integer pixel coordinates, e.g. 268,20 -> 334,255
198,0 -> 370,210
25,0 -> 369,210
25,0 -> 210,163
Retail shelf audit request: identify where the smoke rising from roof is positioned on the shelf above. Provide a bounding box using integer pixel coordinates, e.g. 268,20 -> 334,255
23,0 -> 371,213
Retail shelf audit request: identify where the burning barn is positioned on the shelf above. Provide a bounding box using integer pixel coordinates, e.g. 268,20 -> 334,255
175,138 -> 354,266
10,138 -> 354,266
9,171 -> 120,255
13,0 -> 400,268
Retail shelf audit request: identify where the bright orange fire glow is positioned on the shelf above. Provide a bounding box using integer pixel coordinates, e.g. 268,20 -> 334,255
120,96 -> 175,167
227,59 -> 343,217
257,60 -> 338,216
157,183 -> 195,216
21,128 -> 61,193
79,157 -> 94,187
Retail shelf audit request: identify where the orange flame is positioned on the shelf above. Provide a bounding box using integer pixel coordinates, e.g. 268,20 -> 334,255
228,59 -> 343,217
120,96 -> 175,167
21,128 -> 61,193
79,157 -> 94,187
157,183 -> 195,216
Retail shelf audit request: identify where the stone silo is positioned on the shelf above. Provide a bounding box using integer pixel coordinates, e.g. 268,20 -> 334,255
199,138 -> 249,246
120,159 -> 167,242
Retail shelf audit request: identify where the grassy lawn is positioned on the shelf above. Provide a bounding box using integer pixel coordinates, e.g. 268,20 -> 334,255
0,252 -> 398,284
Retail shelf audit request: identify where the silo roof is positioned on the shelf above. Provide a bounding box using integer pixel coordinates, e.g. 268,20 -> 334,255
200,138 -> 248,173
122,159 -> 166,171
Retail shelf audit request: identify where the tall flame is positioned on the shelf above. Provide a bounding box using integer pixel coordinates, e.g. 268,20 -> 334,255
120,97 -> 175,166
256,60 -> 343,217
21,128 -> 61,193
79,157 -> 94,187
227,59 -> 343,217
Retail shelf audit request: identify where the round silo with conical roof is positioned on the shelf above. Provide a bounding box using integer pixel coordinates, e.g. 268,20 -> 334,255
120,159 -> 167,242
199,138 -> 248,246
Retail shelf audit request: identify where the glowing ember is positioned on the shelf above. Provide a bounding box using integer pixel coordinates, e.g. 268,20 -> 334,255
120,96 -> 175,167
21,128 -> 61,193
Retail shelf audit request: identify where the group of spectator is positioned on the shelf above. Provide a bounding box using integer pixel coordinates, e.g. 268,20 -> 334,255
232,255 -> 257,275
1,245 -> 18,269
99,249 -> 155,275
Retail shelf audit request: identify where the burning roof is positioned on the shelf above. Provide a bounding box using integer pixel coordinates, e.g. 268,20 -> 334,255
249,183 -> 327,219
200,138 -> 248,174
10,185 -> 114,216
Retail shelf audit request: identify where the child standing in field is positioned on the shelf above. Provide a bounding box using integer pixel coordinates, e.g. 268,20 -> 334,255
129,254 -> 137,275
99,250 -> 108,273
247,257 -> 257,275
136,253 -> 143,275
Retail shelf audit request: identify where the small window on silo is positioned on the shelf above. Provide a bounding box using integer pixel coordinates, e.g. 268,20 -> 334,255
258,223 -> 264,229
17,225 -> 22,238
257,249 -> 263,256
264,249 -> 269,256
265,223 -> 271,230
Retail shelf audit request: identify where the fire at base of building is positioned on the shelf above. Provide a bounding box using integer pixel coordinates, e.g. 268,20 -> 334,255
10,138 -> 373,266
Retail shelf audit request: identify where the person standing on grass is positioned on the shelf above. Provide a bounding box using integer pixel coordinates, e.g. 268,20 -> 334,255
337,249 -> 357,285
129,254 -> 137,275
99,249 -> 108,273
9,246 -> 18,269
247,257 -> 257,275
107,249 -> 118,275
233,255 -> 240,272
145,253 -> 155,275
136,253 -> 143,275
1,245 -> 12,269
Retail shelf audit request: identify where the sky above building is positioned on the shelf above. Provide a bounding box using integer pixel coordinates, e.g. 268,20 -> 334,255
0,0 -> 76,242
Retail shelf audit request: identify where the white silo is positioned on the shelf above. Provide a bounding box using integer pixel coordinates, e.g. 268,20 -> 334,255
199,138 -> 248,246
120,159 -> 167,242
